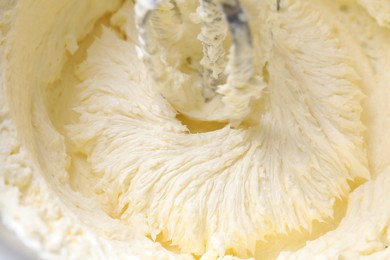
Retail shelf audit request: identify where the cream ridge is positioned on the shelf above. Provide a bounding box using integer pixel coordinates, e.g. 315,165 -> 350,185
1,0 -> 390,259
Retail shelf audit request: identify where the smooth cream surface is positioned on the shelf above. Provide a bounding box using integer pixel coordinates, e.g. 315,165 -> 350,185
1,0 -> 390,259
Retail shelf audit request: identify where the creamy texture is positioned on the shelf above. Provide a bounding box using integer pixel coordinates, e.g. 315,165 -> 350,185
1,0 -> 390,259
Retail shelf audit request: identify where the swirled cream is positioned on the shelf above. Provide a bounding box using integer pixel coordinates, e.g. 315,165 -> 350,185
1,0 -> 390,259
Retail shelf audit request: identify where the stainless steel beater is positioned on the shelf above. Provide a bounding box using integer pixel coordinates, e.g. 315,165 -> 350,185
136,0 -> 253,94
135,0 -> 281,122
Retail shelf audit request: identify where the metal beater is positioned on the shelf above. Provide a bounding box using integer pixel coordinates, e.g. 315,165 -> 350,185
135,0 -> 281,122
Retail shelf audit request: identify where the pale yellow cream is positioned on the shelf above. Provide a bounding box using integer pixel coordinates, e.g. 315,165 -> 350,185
1,0 -> 390,259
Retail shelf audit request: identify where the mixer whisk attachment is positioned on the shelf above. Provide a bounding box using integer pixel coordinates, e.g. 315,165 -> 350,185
136,0 -> 253,100
135,0 -> 265,123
